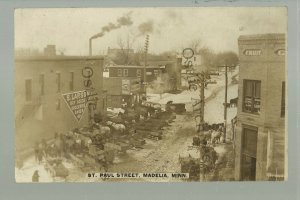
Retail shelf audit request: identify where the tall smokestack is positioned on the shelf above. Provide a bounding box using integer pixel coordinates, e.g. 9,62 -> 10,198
89,39 -> 92,56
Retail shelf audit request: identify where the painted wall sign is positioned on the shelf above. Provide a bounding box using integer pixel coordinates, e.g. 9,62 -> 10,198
62,90 -> 88,122
243,49 -> 262,56
275,49 -> 285,56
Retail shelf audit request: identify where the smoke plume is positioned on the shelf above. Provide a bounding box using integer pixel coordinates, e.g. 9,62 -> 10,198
137,20 -> 154,36
90,13 -> 133,40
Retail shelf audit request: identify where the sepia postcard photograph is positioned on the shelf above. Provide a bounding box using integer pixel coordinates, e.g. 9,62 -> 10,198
14,7 -> 287,182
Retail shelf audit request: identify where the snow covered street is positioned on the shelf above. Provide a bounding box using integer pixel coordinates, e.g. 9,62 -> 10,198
16,68 -> 239,182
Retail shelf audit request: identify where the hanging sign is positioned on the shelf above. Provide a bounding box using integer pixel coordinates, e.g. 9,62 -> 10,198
122,79 -> 130,95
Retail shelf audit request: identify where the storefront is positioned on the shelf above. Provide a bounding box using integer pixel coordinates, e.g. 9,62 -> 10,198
234,34 -> 286,181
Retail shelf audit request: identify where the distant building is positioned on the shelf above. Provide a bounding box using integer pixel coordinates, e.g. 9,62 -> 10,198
106,65 -> 164,83
15,55 -> 105,154
107,60 -> 181,91
103,77 -> 142,108
234,34 -> 286,181
44,45 -> 56,56
107,47 -> 134,57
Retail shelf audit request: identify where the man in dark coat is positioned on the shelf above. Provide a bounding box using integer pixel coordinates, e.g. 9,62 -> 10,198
32,170 -> 39,182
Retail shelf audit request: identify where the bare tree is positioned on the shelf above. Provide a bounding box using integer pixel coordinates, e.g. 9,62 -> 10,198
214,51 -> 239,66
116,33 -> 136,65
188,38 -> 206,54
132,44 -> 144,65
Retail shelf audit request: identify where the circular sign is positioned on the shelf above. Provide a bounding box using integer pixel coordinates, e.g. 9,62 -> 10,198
182,48 -> 194,59
82,66 -> 94,78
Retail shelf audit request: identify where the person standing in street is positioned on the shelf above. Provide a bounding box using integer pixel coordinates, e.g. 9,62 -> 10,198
32,170 -> 39,182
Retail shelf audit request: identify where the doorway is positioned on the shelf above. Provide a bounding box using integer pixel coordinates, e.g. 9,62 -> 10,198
241,125 -> 258,181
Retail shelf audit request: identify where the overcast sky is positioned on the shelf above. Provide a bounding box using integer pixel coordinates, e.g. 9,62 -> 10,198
15,7 -> 287,56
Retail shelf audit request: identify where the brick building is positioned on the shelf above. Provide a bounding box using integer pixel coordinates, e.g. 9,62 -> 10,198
15,55 -> 105,152
103,77 -> 142,108
107,58 -> 182,92
234,34 -> 286,181
107,65 -> 163,83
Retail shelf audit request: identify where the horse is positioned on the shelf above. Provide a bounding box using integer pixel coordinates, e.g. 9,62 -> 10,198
106,121 -> 126,134
211,131 -> 222,144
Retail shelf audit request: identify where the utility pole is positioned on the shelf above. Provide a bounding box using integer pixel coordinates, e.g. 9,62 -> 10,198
199,77 -> 205,132
143,35 -> 149,95
218,64 -> 234,143
224,65 -> 228,143
188,71 -> 217,181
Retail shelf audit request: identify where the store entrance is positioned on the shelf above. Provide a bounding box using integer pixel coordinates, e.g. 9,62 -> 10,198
241,125 -> 258,181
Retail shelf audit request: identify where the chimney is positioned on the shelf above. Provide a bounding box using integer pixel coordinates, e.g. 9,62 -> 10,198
44,45 -> 56,56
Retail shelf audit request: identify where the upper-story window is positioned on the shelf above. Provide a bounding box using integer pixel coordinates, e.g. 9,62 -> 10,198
124,69 -> 128,77
69,71 -> 74,91
117,69 -> 122,77
56,72 -> 61,93
39,73 -> 45,96
25,79 -> 32,101
136,69 -> 141,77
243,80 -> 261,114
281,81 -> 285,117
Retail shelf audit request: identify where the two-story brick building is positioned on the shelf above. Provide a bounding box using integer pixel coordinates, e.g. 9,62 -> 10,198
107,65 -> 163,82
103,77 -> 142,108
234,34 -> 286,181
15,55 -> 105,153
107,58 -> 182,90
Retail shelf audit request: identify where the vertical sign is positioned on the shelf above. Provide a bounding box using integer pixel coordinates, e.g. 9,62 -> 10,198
122,79 -> 130,95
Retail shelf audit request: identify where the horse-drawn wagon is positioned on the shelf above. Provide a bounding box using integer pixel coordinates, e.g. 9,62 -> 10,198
44,157 -> 69,179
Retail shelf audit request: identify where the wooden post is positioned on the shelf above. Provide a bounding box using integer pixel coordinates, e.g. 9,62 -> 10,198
223,66 -> 228,143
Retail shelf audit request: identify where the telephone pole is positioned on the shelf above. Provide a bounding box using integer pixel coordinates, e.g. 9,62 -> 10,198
218,64 -> 234,143
143,35 -> 149,95
224,65 -> 228,143
188,71 -> 217,181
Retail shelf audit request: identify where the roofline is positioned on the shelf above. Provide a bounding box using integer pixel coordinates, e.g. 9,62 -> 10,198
238,33 -> 286,41
106,65 -> 163,69
15,55 -> 104,62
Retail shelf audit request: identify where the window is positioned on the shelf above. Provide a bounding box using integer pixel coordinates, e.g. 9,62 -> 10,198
117,69 -> 122,77
281,81 -> 285,117
69,72 -> 74,91
154,70 -> 159,77
124,69 -> 128,77
243,80 -> 261,113
56,72 -> 61,93
136,69 -> 141,77
39,74 -> 45,96
25,79 -> 32,101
